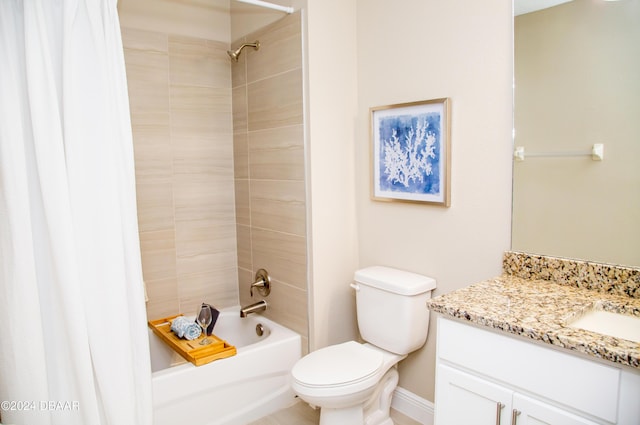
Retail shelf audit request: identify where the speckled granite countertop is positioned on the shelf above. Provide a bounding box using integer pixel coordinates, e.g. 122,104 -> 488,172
426,252 -> 640,370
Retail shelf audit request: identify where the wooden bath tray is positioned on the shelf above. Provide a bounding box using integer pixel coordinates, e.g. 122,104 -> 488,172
148,315 -> 236,366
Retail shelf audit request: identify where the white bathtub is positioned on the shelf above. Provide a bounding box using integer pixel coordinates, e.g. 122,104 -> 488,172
149,307 -> 301,425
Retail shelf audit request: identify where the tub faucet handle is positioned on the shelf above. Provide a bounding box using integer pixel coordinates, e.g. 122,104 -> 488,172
250,268 -> 271,297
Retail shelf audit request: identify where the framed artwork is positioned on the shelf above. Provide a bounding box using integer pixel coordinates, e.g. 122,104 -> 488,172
370,98 -> 451,206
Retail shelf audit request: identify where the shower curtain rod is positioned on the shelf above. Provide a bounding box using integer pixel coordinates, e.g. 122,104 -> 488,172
236,0 -> 294,14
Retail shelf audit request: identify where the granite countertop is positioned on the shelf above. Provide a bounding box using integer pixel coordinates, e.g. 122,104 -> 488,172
426,274 -> 640,369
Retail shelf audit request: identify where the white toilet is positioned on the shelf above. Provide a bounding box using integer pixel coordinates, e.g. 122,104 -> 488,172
291,266 -> 436,425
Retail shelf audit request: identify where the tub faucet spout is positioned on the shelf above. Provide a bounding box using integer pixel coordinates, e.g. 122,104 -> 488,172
240,300 -> 267,318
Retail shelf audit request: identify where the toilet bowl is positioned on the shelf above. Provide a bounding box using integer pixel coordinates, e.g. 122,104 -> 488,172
291,341 -> 404,408
290,266 -> 436,425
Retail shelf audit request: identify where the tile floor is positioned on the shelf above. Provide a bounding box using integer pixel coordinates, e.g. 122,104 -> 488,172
248,399 -> 422,425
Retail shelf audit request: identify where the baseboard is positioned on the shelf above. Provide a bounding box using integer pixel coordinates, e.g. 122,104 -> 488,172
391,386 -> 434,425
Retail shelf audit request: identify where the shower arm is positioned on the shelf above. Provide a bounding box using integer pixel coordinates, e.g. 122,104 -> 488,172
227,41 -> 260,62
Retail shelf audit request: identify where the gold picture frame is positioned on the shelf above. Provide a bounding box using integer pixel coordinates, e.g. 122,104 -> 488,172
370,98 -> 451,206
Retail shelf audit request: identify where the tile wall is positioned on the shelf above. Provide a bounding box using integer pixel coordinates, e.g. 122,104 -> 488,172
122,28 -> 238,320
231,12 -> 309,350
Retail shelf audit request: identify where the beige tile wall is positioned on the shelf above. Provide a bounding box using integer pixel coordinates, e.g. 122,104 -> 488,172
122,27 -> 238,320
231,12 -> 309,349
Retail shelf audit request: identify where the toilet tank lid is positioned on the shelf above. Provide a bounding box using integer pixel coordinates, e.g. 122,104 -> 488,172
354,266 -> 436,295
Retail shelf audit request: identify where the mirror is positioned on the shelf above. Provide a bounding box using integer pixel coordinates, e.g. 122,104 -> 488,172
512,0 -> 640,267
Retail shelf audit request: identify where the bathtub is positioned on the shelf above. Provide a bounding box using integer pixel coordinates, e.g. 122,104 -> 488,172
149,307 -> 302,425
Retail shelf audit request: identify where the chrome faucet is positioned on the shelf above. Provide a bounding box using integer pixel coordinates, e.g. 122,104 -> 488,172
240,300 -> 267,318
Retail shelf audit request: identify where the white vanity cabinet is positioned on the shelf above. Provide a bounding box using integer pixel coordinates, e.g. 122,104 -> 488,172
436,364 -> 599,424
434,317 -> 640,425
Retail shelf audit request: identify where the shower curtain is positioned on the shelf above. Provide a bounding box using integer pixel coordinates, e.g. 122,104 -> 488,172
0,1 -> 152,424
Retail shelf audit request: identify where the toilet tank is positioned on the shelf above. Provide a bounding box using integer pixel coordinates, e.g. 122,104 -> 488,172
353,266 -> 436,355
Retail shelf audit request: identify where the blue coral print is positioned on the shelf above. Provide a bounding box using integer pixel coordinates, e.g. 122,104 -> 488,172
378,112 -> 441,195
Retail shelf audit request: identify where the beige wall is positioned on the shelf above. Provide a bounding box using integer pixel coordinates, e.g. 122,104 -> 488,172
513,0 -> 640,267
121,6 -> 238,319
355,0 -> 513,401
231,12 -> 310,350
306,0 -> 361,350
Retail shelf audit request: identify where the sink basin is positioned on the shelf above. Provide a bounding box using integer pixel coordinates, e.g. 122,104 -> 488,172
568,309 -> 640,343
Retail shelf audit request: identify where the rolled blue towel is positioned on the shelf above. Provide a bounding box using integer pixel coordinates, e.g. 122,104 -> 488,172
171,316 -> 202,340
170,316 -> 190,338
183,321 -> 202,340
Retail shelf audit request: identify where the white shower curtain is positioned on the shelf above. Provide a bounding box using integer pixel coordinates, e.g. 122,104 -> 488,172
0,1 -> 153,425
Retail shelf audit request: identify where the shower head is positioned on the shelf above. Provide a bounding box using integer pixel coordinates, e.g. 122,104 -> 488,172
227,41 -> 260,62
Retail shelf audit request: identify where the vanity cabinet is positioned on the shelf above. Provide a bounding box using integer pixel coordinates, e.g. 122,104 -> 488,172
434,317 -> 640,425
436,364 -> 599,424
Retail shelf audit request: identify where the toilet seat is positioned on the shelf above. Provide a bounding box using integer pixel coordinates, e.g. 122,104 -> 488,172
291,341 -> 384,389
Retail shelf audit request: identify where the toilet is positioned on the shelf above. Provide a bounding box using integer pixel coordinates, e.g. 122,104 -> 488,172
291,266 -> 436,425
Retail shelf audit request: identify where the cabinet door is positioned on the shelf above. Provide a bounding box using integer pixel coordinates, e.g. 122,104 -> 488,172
435,364 -> 512,425
512,393 -> 601,425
